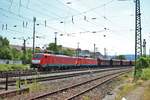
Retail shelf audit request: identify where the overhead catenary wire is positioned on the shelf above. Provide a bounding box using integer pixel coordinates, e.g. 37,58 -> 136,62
0,7 -> 65,33
0,0 -> 135,50
2,0 -> 132,33
2,0 -> 115,35
5,0 -> 61,21
55,0 -> 110,29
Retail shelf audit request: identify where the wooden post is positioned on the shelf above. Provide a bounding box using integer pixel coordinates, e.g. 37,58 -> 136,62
5,73 -> 8,90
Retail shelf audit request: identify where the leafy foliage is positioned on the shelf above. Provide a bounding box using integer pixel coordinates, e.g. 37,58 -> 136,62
47,43 -> 60,53
0,64 -> 29,71
0,36 -> 32,63
137,56 -> 150,68
26,49 -> 32,63
135,56 -> 150,79
115,55 -> 126,60
47,43 -> 75,56
11,48 -> 22,60
141,68 -> 150,80
0,47 -> 12,59
0,36 -> 12,59
0,36 -> 9,46
63,48 -> 75,56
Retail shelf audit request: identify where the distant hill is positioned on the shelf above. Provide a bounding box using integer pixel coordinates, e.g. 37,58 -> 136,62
124,55 -> 135,60
108,54 -> 135,61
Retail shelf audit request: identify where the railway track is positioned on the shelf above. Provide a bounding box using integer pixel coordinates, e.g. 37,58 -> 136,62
0,66 -> 131,78
0,68 -> 96,78
0,67 -> 130,86
28,68 -> 131,100
1,68 -> 132,99
0,67 -> 132,99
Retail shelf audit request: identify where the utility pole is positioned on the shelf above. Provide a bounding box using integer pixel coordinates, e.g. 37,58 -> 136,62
23,39 -> 26,64
94,43 -> 96,59
143,39 -> 146,56
104,48 -> 107,58
134,0 -> 142,78
77,42 -> 80,57
33,17 -> 36,54
54,32 -> 57,52
54,32 -> 57,46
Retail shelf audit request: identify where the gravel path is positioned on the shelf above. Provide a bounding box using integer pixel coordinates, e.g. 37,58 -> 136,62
125,87 -> 144,100
124,80 -> 150,100
103,79 -> 150,100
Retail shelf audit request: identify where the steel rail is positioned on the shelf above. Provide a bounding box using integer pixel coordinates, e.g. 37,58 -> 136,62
0,67 -> 131,98
0,67 -> 130,85
29,68 -> 132,100
66,70 -> 130,100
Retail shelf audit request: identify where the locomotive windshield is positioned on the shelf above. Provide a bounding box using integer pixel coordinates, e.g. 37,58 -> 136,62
33,54 -> 43,58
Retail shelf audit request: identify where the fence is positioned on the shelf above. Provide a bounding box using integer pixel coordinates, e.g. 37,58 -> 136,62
0,59 -> 22,64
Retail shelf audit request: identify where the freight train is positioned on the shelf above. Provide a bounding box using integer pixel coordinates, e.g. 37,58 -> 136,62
31,53 -> 134,71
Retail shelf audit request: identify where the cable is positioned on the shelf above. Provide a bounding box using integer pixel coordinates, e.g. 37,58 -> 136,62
9,0 -> 13,10
3,0 -> 110,34
0,7 -> 65,33
55,0 -> 110,30
55,0 -> 115,18
5,0 -> 60,20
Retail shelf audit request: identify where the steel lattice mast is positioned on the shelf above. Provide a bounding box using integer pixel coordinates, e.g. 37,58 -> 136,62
135,0 -> 142,60
134,0 -> 142,77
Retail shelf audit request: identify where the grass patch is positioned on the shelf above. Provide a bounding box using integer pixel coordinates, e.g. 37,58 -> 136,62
82,96 -> 90,100
0,64 -> 29,71
141,68 -> 150,80
115,68 -> 150,100
120,72 -> 133,82
114,71 -> 139,100
143,83 -> 150,100
115,83 -> 136,100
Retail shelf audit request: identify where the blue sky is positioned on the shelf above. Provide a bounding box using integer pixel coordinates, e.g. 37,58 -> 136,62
0,0 -> 150,55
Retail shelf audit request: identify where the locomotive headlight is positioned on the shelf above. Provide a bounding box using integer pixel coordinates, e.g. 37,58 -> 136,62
32,60 -> 40,64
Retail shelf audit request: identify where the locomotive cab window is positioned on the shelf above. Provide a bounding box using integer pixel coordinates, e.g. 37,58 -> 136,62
33,54 -> 43,58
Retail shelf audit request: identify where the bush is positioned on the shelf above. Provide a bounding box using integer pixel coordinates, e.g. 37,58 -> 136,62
0,64 -> 29,71
141,68 -> 150,80
137,57 -> 150,68
134,56 -> 150,79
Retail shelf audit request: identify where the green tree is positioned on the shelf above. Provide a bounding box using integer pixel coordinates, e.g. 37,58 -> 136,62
0,36 -> 9,47
11,48 -> 22,60
35,47 -> 41,53
137,56 -> 150,68
0,36 -> 12,59
46,43 -> 76,56
26,49 -> 32,63
47,43 -> 62,54
115,55 -> 126,60
0,47 -> 12,59
134,56 -> 150,79
19,49 -> 33,64
62,48 -> 75,56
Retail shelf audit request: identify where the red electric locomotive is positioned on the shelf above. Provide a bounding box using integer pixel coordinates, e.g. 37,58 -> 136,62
31,53 -> 134,71
31,53 -> 97,70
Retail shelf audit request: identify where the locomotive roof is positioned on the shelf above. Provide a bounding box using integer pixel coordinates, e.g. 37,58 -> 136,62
34,53 -> 96,59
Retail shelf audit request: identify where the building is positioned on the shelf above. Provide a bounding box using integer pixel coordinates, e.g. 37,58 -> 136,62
10,44 -> 32,51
